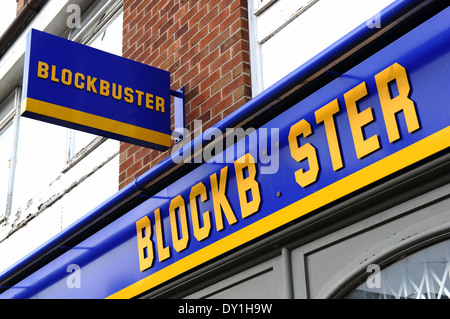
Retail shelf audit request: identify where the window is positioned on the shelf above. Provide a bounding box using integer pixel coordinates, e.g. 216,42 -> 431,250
248,0 -> 395,95
345,239 -> 450,299
65,8 -> 123,167
254,0 -> 278,15
89,10 -> 123,54
0,1 -> 17,36
0,123 -> 13,216
0,90 -> 18,218
11,115 -> 68,212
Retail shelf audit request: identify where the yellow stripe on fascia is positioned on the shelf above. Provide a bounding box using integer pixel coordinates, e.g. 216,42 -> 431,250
107,126 -> 450,299
21,97 -> 171,147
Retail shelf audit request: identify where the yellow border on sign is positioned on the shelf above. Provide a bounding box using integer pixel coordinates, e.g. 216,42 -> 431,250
107,125 -> 450,299
21,97 -> 172,148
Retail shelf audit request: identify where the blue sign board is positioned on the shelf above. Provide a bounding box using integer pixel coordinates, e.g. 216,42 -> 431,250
2,6 -> 450,299
21,29 -> 171,150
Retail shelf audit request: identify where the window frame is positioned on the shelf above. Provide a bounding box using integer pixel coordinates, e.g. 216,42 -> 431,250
1,1 -> 123,221
253,0 -> 278,16
62,0 -> 123,170
343,237 -> 450,299
248,0 -> 319,96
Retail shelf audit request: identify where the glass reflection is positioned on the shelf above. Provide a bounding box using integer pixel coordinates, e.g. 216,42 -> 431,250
345,239 -> 450,299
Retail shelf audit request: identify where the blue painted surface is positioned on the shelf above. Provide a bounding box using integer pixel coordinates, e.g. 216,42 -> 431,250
22,29 -> 171,150
1,1 -> 449,299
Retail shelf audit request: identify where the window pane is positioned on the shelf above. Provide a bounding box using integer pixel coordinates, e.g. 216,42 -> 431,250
0,124 -> 13,214
250,0 -> 395,93
0,90 -> 16,216
66,11 -> 123,159
0,93 -> 14,120
11,118 -> 67,212
67,130 -> 97,159
345,240 -> 450,299
89,11 -> 123,55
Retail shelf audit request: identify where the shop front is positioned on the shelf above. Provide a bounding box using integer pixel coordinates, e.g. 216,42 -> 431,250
0,0 -> 449,299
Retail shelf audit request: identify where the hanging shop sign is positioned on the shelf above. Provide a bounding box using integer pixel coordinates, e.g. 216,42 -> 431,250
21,29 -> 171,150
2,6 -> 450,299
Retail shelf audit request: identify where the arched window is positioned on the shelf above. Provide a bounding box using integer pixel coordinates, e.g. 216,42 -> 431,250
345,239 -> 450,299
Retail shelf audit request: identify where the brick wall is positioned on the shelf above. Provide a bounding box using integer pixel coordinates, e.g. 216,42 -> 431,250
119,0 -> 251,189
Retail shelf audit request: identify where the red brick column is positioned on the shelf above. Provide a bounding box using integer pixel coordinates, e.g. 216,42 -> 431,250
119,0 -> 251,189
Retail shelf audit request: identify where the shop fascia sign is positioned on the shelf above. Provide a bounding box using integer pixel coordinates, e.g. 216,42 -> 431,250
21,29 -> 181,151
113,8 -> 450,298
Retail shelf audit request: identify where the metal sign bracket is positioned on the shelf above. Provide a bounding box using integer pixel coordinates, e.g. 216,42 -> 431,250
170,87 -> 185,144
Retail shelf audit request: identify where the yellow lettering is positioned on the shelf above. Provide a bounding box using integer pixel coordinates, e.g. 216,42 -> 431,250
112,83 -> 122,100
189,182 -> 211,241
37,61 -> 49,79
135,90 -> 144,106
315,99 -> 343,171
154,208 -> 170,262
375,63 -> 420,143
146,93 -> 154,109
169,195 -> 189,253
61,69 -> 72,86
74,72 -> 85,90
288,119 -> 320,188
99,79 -> 110,97
136,216 -> 154,272
86,76 -> 97,94
33,62 -> 169,117
234,153 -> 261,219
156,96 -> 165,113
344,82 -> 380,159
210,166 -> 238,231
51,65 -> 59,83
124,87 -> 134,104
